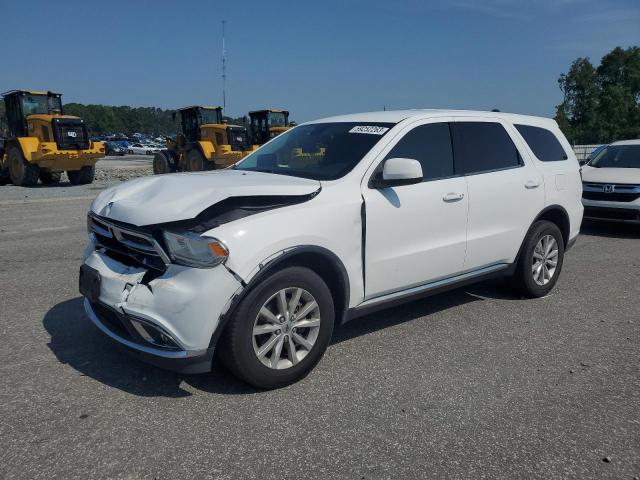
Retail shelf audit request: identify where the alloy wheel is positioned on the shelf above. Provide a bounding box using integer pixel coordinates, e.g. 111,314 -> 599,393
532,234 -> 558,286
252,287 -> 321,370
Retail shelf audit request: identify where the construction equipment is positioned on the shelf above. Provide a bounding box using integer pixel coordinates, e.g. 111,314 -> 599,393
0,90 -> 104,186
153,106 -> 255,175
248,109 -> 291,145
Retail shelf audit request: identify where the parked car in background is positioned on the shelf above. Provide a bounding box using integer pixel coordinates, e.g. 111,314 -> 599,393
105,141 -> 127,156
80,109 -> 582,388
581,140 -> 640,223
127,143 -> 160,155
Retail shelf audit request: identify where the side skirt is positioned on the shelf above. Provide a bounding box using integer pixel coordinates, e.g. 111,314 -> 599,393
343,263 -> 513,323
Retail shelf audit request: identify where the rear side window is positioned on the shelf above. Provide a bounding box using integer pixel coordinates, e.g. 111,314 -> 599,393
452,122 -> 522,175
515,124 -> 568,162
384,122 -> 454,181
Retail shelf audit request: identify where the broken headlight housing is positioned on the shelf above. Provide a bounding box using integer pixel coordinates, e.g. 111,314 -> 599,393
163,231 -> 228,268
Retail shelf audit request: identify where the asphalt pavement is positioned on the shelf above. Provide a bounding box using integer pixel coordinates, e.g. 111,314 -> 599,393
0,182 -> 638,479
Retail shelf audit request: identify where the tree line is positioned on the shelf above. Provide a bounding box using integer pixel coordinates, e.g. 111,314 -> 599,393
555,46 -> 640,144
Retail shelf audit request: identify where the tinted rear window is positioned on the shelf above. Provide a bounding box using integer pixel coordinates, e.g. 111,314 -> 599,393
515,124 -> 568,162
452,122 -> 522,175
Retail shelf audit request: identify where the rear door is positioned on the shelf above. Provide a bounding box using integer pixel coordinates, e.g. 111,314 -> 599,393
362,118 -> 469,298
451,118 -> 544,270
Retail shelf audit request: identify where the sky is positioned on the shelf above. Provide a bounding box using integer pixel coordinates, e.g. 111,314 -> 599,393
1,0 -> 638,122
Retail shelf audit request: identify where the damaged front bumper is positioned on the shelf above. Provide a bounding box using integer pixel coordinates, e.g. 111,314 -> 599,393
81,248 -> 242,374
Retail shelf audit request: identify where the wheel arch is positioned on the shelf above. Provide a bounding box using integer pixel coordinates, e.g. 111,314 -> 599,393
210,246 -> 350,348
533,204 -> 570,247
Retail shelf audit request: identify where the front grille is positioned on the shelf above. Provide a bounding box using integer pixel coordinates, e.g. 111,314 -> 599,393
226,127 -> 250,152
583,191 -> 640,202
88,214 -> 168,272
584,206 -> 640,221
52,117 -> 90,150
582,182 -> 640,203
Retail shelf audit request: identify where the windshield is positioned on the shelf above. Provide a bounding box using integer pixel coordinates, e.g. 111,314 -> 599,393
200,108 -> 222,125
235,122 -> 394,180
20,94 -> 63,115
268,112 -> 287,127
590,144 -> 640,169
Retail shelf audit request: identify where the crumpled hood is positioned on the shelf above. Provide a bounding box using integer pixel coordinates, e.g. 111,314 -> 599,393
581,166 -> 640,184
91,170 -> 321,226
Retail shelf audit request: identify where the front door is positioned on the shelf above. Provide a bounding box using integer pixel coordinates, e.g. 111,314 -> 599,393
362,120 -> 469,299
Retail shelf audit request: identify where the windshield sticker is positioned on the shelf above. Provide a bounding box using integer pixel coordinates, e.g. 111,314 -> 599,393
349,125 -> 389,135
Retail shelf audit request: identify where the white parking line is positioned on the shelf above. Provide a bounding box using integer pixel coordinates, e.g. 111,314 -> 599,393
31,225 -> 71,233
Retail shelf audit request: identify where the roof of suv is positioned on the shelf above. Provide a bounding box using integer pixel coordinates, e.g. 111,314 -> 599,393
308,109 -> 557,127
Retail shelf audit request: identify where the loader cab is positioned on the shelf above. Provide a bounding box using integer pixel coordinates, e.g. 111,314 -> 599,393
177,106 -> 224,143
248,109 -> 290,145
3,90 -> 63,137
2,90 -> 90,150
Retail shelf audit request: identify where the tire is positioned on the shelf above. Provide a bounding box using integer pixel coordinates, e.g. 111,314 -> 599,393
67,165 -> 95,185
218,266 -> 335,389
186,149 -> 206,172
39,170 -> 61,185
8,147 -> 39,186
153,151 -> 173,175
511,220 -> 565,298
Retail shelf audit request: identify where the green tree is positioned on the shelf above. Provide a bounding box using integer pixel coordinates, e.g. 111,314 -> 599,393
555,46 -> 640,144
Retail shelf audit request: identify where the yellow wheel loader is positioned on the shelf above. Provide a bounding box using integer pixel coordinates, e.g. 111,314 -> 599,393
248,109 -> 291,146
153,106 -> 256,175
0,90 -> 105,186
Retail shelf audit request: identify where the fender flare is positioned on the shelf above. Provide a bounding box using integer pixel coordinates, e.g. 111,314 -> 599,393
512,204 -> 571,267
209,245 -> 351,348
14,137 -> 40,161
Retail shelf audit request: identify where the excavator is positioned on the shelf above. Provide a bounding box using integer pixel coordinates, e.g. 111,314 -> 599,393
0,90 -> 104,186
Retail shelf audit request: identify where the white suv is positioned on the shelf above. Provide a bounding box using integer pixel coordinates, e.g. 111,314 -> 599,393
80,110 -> 583,388
581,140 -> 640,223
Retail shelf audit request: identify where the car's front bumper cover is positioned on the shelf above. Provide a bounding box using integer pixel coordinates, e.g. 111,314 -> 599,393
84,298 -> 215,374
81,248 -> 242,373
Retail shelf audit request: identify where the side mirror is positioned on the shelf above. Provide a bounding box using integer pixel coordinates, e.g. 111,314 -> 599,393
372,158 -> 423,188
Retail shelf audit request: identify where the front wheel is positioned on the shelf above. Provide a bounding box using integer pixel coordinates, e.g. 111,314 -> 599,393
8,147 -> 39,186
218,266 -> 334,389
67,165 -> 95,185
510,220 -> 565,298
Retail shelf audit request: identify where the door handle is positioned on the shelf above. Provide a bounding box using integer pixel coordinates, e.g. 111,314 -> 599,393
525,180 -> 541,189
442,192 -> 465,202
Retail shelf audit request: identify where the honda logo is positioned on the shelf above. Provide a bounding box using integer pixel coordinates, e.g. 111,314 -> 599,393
603,184 -> 615,193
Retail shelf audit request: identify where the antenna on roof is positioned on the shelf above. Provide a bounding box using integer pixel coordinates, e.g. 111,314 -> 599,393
221,20 -> 227,111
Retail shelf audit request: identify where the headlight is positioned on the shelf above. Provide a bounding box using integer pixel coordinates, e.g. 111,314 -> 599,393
163,231 -> 228,268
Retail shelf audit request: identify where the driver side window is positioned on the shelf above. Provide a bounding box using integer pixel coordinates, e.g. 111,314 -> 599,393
385,122 -> 454,181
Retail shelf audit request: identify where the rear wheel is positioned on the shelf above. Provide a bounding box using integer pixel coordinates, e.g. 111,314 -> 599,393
39,170 -> 61,185
511,220 -> 565,298
67,165 -> 95,185
218,266 -> 334,389
186,149 -> 206,171
8,147 -> 39,186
